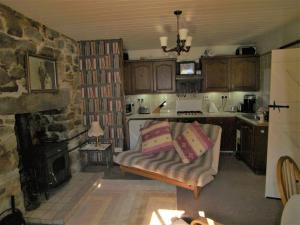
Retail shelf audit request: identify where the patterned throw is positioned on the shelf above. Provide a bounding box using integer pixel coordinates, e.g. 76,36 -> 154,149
141,121 -> 174,154
173,121 -> 214,163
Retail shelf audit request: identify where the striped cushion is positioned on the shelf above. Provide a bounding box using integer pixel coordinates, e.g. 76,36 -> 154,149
140,121 -> 174,154
173,121 -> 214,163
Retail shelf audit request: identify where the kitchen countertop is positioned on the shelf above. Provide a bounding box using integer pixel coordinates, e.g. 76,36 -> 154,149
126,111 -> 268,126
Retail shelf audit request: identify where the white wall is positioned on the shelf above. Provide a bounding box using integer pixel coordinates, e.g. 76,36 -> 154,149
127,45 -> 239,61
255,18 -> 300,54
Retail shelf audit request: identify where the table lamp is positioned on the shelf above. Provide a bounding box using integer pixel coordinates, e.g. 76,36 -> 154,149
88,121 -> 104,146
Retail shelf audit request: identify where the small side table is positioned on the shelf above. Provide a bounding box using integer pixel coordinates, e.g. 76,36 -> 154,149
79,143 -> 112,170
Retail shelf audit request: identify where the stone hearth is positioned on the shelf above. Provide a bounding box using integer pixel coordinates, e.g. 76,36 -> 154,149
0,3 -> 83,214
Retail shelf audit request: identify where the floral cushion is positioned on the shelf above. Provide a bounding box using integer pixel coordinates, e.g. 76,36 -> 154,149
173,121 -> 214,163
140,121 -> 174,154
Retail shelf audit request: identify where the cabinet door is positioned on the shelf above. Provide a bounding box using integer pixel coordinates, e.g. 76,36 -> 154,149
253,126 -> 268,173
123,62 -> 132,95
206,117 -> 236,151
202,58 -> 230,92
230,57 -> 259,91
240,123 -> 254,167
132,62 -> 153,93
153,61 -> 176,93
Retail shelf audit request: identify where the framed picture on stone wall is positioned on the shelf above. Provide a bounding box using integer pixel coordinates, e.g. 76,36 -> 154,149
26,54 -> 58,93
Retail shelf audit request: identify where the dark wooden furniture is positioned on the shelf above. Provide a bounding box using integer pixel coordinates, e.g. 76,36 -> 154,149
201,55 -> 259,92
202,58 -> 230,92
230,57 -> 259,91
237,118 -> 268,174
123,62 -> 132,95
124,59 -> 176,94
153,61 -> 176,93
206,117 -> 236,152
132,62 -> 153,93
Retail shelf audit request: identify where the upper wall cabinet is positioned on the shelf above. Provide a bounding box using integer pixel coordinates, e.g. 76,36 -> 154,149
124,59 -> 176,94
201,55 -> 259,92
230,57 -> 259,91
124,62 -> 132,95
202,58 -> 230,92
153,61 -> 176,93
132,62 -> 153,93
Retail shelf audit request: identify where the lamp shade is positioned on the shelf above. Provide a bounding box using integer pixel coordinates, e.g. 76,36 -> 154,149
160,36 -> 168,47
186,36 -> 192,47
88,121 -> 104,137
179,28 -> 188,40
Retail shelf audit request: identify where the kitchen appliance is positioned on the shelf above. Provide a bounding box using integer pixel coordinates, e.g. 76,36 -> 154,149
176,99 -> 203,115
243,94 -> 256,113
235,46 -> 256,55
125,103 -> 133,115
138,106 -> 150,114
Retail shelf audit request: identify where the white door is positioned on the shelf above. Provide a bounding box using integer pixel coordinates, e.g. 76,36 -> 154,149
265,48 -> 300,198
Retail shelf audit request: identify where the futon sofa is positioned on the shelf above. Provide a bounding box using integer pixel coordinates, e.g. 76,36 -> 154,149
114,121 -> 222,198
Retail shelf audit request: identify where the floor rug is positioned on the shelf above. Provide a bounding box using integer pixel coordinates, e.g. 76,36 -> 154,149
65,179 -> 178,225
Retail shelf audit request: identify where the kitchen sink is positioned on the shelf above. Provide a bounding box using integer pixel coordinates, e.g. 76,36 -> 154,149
241,114 -> 260,121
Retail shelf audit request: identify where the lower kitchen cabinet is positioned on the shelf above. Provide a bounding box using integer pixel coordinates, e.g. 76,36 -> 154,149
206,117 -> 236,152
237,118 -> 268,174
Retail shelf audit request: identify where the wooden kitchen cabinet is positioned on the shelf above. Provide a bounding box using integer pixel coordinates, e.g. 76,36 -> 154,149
238,118 -> 268,174
123,62 -> 132,94
153,61 -> 176,93
124,59 -> 176,94
230,56 -> 259,91
200,55 -> 259,92
132,62 -> 153,93
206,117 -> 236,151
202,58 -> 230,92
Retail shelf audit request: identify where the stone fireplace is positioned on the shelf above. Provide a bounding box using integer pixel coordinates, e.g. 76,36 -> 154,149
0,3 -> 84,214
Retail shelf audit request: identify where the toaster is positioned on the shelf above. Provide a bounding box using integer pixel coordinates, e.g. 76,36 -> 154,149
138,106 -> 150,114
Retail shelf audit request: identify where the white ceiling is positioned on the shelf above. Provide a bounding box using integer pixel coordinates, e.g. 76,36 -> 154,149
0,0 -> 299,50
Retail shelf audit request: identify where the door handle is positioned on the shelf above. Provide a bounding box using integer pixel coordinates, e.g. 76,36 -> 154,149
268,101 -> 289,112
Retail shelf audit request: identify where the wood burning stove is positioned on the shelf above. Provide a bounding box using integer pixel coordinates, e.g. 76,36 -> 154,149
34,142 -> 71,191
15,113 -> 71,210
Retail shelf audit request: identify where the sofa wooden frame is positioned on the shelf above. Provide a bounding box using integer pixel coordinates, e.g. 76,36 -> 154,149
120,165 -> 201,198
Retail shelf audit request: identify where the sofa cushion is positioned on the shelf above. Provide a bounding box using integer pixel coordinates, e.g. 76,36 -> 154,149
173,121 -> 214,163
140,121 -> 174,154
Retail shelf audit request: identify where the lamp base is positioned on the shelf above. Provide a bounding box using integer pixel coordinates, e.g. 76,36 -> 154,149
95,137 -> 99,146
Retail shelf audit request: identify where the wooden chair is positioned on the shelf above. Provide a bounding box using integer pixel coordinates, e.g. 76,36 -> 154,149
276,156 -> 300,205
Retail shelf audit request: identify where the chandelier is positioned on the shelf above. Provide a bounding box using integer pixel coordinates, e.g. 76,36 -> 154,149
160,10 -> 192,56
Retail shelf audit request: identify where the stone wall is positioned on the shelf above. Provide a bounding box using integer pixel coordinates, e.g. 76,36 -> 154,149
0,3 -> 84,213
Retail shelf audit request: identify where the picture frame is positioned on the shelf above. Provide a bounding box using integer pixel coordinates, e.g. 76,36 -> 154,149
26,53 -> 58,93
178,61 -> 195,75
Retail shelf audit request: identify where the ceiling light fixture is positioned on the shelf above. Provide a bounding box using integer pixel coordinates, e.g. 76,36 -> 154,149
160,10 -> 192,56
